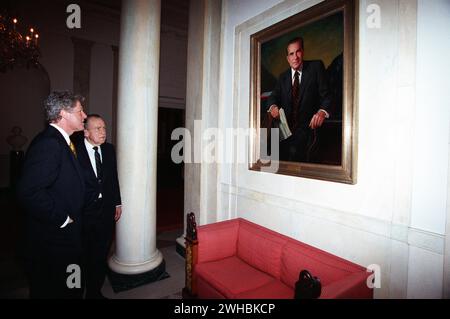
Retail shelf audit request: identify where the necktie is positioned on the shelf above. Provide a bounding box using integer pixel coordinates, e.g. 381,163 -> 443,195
69,141 -> 77,157
93,146 -> 103,180
290,71 -> 300,130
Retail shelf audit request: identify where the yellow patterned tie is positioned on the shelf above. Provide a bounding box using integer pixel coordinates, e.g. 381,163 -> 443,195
69,141 -> 77,157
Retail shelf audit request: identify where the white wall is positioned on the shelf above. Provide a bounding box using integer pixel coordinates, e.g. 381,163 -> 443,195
216,0 -> 450,298
217,0 -> 283,217
16,0 -> 121,95
90,43 -> 114,139
39,32 -> 74,91
411,0 -> 450,234
36,1 -> 120,142
407,0 -> 450,298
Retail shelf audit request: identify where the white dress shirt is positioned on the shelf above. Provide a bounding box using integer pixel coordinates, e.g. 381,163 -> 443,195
291,67 -> 303,85
50,123 -> 71,145
84,138 -> 103,199
84,139 -> 102,177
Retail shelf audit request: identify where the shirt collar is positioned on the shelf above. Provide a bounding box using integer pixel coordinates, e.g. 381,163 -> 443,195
291,65 -> 303,79
84,138 -> 101,151
50,123 -> 71,145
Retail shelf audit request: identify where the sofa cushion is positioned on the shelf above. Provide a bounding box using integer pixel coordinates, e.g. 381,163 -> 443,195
197,276 -> 227,299
280,241 -> 356,288
197,219 -> 239,263
235,280 -> 294,299
195,256 -> 274,298
237,221 -> 287,279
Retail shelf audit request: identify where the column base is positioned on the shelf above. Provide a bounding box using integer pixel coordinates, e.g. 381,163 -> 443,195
176,235 -> 186,258
107,259 -> 168,293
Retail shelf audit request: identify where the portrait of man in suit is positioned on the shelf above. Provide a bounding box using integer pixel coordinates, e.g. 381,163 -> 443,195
255,9 -> 351,174
266,36 -> 332,162
18,91 -> 87,299
75,114 -> 121,299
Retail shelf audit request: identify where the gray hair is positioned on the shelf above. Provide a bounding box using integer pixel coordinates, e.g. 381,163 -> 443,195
44,91 -> 85,123
84,113 -> 103,129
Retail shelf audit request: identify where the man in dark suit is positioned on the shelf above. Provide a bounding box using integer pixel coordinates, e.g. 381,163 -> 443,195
267,37 -> 331,162
17,91 -> 87,299
75,114 -> 121,299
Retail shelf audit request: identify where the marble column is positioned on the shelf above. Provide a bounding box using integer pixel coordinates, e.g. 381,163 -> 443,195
108,0 -> 164,288
111,45 -> 119,146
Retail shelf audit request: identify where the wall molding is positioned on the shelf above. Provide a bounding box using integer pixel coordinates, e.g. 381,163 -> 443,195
71,37 -> 94,111
221,182 -> 445,255
161,25 -> 188,39
235,0 -> 322,35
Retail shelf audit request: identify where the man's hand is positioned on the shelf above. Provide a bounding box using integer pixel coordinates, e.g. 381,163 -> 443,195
269,105 -> 280,119
115,206 -> 122,222
309,110 -> 327,129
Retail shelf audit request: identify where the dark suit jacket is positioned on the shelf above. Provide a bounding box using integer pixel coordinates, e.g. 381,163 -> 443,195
75,140 -> 121,217
18,125 -> 86,255
267,60 -> 331,131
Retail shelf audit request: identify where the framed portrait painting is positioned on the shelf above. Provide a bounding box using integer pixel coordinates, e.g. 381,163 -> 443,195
249,0 -> 357,184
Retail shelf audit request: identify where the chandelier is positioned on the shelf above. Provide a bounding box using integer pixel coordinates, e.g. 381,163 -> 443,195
0,13 -> 41,72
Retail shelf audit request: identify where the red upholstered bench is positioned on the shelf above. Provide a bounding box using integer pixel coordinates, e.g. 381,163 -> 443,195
184,217 -> 373,299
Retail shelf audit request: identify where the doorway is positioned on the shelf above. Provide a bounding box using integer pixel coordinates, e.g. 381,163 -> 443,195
156,107 -> 184,233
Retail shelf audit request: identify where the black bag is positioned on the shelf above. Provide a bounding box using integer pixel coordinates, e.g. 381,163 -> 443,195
294,270 -> 322,299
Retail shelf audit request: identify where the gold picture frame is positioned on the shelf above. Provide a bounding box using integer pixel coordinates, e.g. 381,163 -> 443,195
249,0 -> 358,184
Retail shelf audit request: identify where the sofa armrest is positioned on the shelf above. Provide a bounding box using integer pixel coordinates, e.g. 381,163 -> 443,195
197,219 -> 240,263
320,271 -> 373,299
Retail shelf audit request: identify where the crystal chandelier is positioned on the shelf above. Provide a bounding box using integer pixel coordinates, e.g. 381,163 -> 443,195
0,13 -> 41,72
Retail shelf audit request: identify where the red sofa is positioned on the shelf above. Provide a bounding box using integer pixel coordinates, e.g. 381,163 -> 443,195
192,218 -> 373,299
